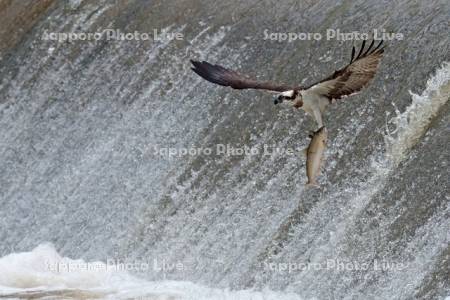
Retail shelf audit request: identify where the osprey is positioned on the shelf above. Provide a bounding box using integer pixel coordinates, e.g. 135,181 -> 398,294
191,40 -> 385,128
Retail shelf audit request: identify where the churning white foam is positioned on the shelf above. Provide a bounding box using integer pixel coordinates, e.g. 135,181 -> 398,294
0,244 -> 303,300
384,62 -> 450,165
0,243 -> 136,298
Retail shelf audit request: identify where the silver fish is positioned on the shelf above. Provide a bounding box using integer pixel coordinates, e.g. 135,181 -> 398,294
306,126 -> 328,186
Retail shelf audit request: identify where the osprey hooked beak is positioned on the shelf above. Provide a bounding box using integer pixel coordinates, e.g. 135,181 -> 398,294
274,95 -> 284,105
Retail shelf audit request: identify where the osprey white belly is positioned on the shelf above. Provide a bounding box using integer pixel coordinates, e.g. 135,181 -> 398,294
301,89 -> 330,128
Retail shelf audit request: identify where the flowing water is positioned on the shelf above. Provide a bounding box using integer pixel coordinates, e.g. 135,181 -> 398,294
0,0 -> 449,299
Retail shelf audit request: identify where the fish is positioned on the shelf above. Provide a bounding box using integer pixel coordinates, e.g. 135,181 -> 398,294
305,126 -> 328,186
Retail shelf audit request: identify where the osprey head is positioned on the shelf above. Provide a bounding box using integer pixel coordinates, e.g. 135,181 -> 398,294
274,90 -> 302,108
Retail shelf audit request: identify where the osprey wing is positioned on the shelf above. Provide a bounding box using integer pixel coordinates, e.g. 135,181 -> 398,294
306,40 -> 385,100
191,60 -> 299,92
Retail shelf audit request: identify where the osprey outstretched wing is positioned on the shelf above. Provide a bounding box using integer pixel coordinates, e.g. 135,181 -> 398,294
305,39 -> 385,101
190,60 -> 300,93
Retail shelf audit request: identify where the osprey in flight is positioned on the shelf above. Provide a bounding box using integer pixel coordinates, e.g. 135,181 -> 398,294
191,40 -> 385,128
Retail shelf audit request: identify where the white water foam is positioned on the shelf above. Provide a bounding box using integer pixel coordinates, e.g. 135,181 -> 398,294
385,62 -> 450,166
0,244 -> 303,300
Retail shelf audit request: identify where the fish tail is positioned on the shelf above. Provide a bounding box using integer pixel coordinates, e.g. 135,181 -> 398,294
305,180 -> 320,188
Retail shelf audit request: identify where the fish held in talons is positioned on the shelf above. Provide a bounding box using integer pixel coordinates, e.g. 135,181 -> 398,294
305,126 -> 328,187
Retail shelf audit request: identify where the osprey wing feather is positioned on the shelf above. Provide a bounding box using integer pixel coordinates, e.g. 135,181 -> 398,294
306,40 -> 385,100
190,60 -> 299,92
